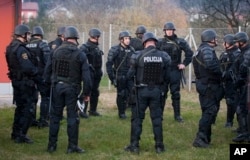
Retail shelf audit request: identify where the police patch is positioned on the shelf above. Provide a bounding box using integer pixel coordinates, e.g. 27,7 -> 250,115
22,53 -> 28,59
52,44 -> 57,49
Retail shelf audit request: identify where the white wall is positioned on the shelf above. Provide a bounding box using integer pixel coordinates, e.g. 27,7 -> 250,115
0,83 -> 13,95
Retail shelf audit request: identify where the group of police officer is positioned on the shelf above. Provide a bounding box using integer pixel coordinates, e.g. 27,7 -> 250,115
5,22 -> 250,154
192,29 -> 250,148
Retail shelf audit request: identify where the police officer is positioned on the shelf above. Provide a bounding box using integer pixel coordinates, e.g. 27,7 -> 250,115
106,31 -> 135,119
5,24 -> 38,143
79,28 -> 103,118
232,32 -> 250,142
157,22 -> 193,122
45,26 -> 92,153
26,26 -> 51,128
192,29 -> 223,148
125,32 -> 171,153
49,26 -> 65,51
130,25 -> 147,51
219,34 -> 241,128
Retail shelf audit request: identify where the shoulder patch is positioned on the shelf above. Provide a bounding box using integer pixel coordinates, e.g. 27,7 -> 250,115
52,44 -> 57,49
22,53 -> 28,59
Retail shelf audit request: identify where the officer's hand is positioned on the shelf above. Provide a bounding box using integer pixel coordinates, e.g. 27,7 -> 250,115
84,96 -> 90,102
112,79 -> 117,87
178,64 -> 185,70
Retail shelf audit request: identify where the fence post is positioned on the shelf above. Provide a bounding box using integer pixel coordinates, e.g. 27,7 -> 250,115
108,24 -> 112,90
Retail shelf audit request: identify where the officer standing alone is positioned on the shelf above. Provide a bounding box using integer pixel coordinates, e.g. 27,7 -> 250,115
44,26 -> 92,153
106,31 -> 135,119
5,24 -> 38,143
79,28 -> 103,118
157,22 -> 193,122
192,29 -> 223,148
125,32 -> 171,153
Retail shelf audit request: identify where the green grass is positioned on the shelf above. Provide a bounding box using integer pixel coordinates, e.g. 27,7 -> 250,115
0,88 -> 238,160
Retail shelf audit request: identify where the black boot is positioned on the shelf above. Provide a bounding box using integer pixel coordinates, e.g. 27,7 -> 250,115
89,96 -> 101,116
193,132 -> 209,148
47,143 -> 57,153
67,144 -> 85,154
173,100 -> 183,122
124,141 -> 139,154
79,102 -> 88,118
155,142 -> 165,153
67,118 -> 84,153
225,104 -> 234,128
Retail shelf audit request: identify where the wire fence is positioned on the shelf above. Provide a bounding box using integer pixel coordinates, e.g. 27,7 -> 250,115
43,24 -> 241,91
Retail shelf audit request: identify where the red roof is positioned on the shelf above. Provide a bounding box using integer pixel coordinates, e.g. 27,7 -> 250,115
22,2 -> 38,11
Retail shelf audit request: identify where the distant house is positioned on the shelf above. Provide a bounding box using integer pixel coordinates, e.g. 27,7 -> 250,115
47,5 -> 74,19
22,2 -> 39,23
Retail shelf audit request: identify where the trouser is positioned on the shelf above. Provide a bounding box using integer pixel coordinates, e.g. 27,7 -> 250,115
166,69 -> 181,117
48,82 -> 80,146
130,87 -> 163,144
195,81 -> 223,143
11,79 -> 36,139
37,81 -> 50,121
84,75 -> 101,112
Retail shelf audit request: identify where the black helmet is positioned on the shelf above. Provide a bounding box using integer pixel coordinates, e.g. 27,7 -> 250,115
234,32 -> 249,43
135,25 -> 147,34
32,26 -> 44,37
163,22 -> 175,31
89,28 -> 101,37
57,26 -> 66,36
14,24 -> 30,36
223,34 -> 235,46
64,26 -> 80,39
201,29 -> 217,42
118,31 -> 131,40
142,32 -> 158,44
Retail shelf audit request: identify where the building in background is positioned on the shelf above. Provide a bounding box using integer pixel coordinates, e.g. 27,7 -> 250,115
0,0 -> 22,94
21,2 -> 38,23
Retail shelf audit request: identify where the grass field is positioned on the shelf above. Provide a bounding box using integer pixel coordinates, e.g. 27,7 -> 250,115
0,78 -> 240,160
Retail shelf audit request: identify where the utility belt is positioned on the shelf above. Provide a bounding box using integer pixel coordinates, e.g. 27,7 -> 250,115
198,77 -> 221,84
135,82 -> 163,88
57,81 -> 80,88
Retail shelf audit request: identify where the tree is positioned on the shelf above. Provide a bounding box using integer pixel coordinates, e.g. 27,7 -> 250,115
180,0 -> 250,30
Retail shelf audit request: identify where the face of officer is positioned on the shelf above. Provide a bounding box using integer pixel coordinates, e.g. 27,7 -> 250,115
121,37 -> 130,47
223,42 -> 234,50
165,29 -> 174,37
208,38 -> 218,47
89,36 -> 100,43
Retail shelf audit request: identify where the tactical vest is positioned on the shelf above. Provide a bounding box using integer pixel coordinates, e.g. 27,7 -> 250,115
82,43 -> 103,69
193,46 -> 220,83
52,45 -> 82,85
136,49 -> 163,85
130,38 -> 144,51
26,38 -> 42,68
160,37 -> 181,65
113,46 -> 133,76
5,40 -> 24,80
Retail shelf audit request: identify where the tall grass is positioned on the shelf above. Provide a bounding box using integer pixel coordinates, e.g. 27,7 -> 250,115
0,80 -> 238,160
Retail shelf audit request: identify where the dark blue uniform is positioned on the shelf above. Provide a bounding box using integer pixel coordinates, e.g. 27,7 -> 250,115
192,42 -> 223,147
26,37 -> 51,127
126,45 -> 171,152
106,44 -> 135,118
157,34 -> 193,121
219,46 -> 241,127
79,40 -> 103,115
232,43 -> 250,142
45,41 -> 92,151
6,39 -> 38,143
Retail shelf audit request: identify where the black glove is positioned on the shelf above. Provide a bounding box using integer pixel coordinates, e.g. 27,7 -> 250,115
112,79 -> 117,87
